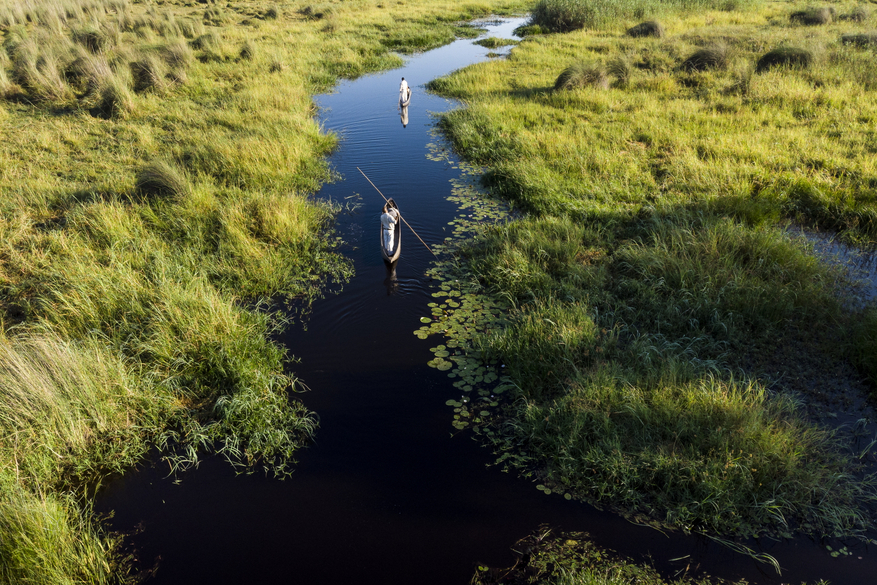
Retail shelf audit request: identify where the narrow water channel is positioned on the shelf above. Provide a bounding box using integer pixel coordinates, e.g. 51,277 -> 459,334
96,19 -> 877,584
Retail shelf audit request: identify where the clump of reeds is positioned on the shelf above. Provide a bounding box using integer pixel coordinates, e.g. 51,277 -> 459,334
67,50 -> 114,94
0,485 -> 121,584
0,67 -> 15,98
161,40 -> 193,71
268,59 -> 285,73
724,62 -> 753,95
240,41 -> 256,61
134,160 -> 189,199
177,18 -> 205,39
839,5 -> 870,22
513,23 -> 547,37
264,6 -> 279,19
191,31 -> 221,51
627,20 -> 664,38
606,56 -> 632,86
530,0 -> 593,33
71,26 -> 108,53
301,4 -> 337,20
130,54 -> 167,92
841,33 -> 877,47
680,43 -> 730,71
203,7 -> 226,26
95,77 -> 134,118
11,35 -> 75,103
554,61 -> 608,90
756,46 -> 813,72
790,7 -> 834,26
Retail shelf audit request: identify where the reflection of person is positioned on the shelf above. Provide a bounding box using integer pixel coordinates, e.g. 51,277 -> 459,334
381,203 -> 399,253
384,261 -> 398,295
400,105 -> 408,128
399,77 -> 410,101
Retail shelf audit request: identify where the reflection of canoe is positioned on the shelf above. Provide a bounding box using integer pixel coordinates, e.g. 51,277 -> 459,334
380,198 -> 401,263
399,89 -> 411,107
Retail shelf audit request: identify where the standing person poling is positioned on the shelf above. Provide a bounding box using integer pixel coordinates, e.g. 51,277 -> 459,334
381,200 -> 400,256
399,77 -> 411,104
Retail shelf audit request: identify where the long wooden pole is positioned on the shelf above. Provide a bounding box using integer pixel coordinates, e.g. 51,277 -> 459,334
357,167 -> 438,259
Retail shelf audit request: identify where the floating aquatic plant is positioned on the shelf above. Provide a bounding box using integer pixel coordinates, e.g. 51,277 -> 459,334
415,146 -> 516,433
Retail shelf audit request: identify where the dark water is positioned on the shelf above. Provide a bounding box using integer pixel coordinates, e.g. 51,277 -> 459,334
96,19 -> 876,584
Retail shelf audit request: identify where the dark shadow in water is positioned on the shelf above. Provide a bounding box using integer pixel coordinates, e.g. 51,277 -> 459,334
94,18 -> 877,585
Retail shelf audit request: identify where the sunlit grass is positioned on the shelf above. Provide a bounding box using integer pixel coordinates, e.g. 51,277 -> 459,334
433,0 -> 877,540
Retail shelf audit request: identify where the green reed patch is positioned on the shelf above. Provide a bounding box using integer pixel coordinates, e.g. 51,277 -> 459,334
627,20 -> 665,38
475,36 -> 519,48
449,212 -> 877,538
554,61 -> 608,90
526,0 -> 758,32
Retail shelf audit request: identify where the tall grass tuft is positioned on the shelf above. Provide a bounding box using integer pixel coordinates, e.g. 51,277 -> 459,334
203,6 -> 226,26
554,61 -> 608,90
841,33 -> 877,47
161,39 -> 193,83
95,77 -> 134,118
301,4 -> 337,20
681,43 -> 730,71
134,159 -> 188,199
607,56 -> 632,86
240,41 -> 256,61
191,31 -> 221,51
627,20 -> 664,38
177,17 -> 204,39
840,5 -> 870,22
130,53 -> 167,92
71,26 -> 109,53
790,7 -> 834,25
756,46 -> 813,72
11,35 -> 75,102
0,483 -> 121,585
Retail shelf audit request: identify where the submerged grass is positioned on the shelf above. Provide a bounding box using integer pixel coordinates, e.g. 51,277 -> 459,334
0,0 -> 530,581
431,0 -> 877,543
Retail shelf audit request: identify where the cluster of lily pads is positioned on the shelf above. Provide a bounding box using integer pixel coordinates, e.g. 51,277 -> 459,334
416,146 -> 517,432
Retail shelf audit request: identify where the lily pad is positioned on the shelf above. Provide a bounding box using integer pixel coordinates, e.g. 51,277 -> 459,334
420,317 -> 432,323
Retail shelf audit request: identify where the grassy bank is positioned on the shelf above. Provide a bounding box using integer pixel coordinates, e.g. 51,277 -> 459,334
0,0 -> 527,582
430,0 -> 877,541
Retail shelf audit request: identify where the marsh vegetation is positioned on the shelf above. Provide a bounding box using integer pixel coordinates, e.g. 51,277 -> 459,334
0,0 -> 527,582
430,0 -> 877,547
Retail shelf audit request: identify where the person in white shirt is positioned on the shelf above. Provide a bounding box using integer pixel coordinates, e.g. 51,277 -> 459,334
381,203 -> 399,253
399,77 -> 410,101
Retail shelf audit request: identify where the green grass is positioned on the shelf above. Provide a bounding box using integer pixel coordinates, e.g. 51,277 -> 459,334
471,527 -> 754,585
432,0 -> 877,541
0,0 -> 531,581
